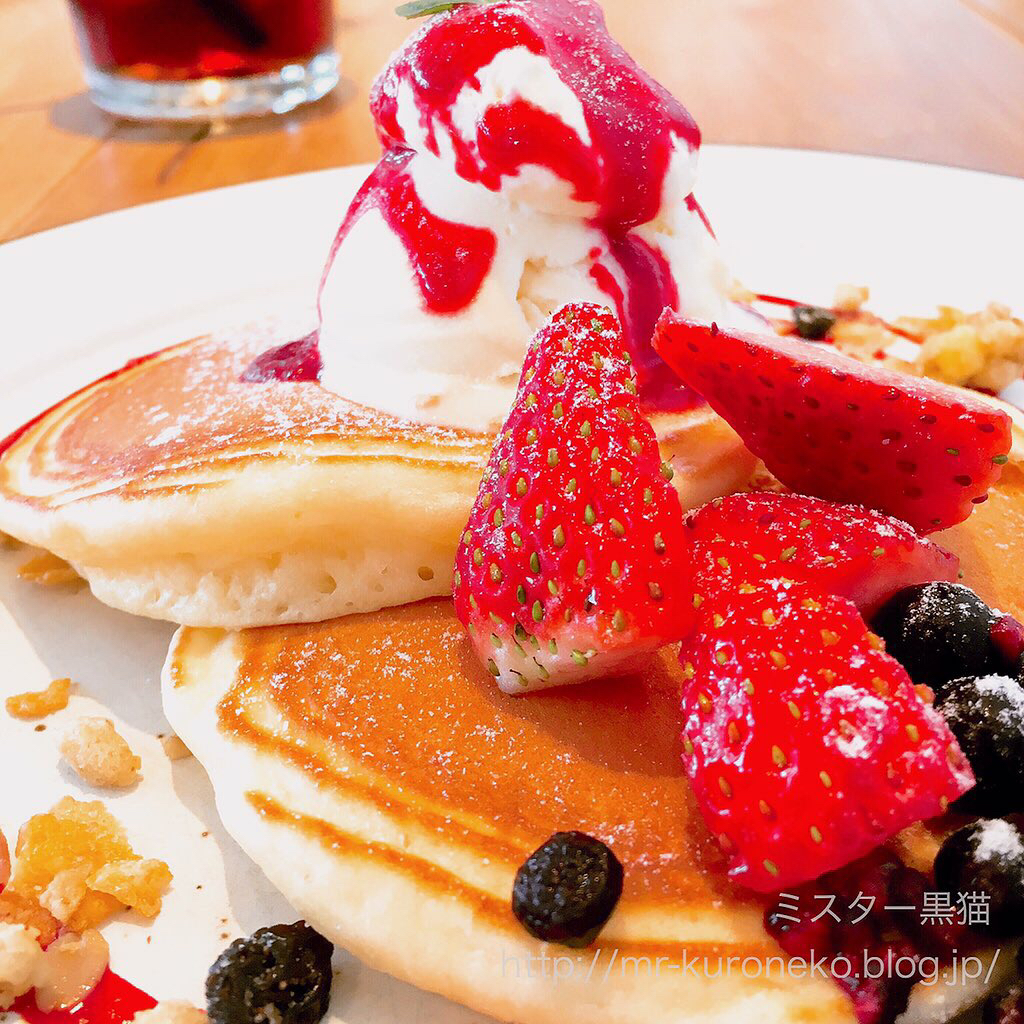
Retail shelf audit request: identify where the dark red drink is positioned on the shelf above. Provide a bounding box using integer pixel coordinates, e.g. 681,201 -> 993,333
69,0 -> 334,81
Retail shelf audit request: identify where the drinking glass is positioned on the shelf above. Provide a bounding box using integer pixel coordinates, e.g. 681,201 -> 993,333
68,0 -> 340,120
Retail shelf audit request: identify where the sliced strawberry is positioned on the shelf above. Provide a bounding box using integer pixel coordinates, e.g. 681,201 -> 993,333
686,492 -> 959,615
653,315 -> 1013,533
453,303 -> 696,693
681,582 -> 974,892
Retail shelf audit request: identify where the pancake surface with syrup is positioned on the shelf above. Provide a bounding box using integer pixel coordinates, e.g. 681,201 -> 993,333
163,598 -> 852,1024
0,328 -> 752,628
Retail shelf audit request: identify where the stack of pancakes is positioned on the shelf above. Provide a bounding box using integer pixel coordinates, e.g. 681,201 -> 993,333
1,312 -> 1022,1024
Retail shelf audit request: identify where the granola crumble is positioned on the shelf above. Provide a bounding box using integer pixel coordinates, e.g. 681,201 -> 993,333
91,860 -> 172,918
38,867 -> 91,925
0,800 -> 174,1014
160,734 -> 192,762
10,798 -> 171,932
900,303 -> 1024,392
832,283 -> 870,312
6,678 -> 72,721
60,718 -> 141,790
0,891 -> 59,948
17,552 -> 82,587
821,286 -> 1024,395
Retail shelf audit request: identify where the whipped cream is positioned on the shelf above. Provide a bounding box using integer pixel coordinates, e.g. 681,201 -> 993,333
318,0 -> 742,431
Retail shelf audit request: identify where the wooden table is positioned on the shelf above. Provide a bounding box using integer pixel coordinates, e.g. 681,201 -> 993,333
2,0 -> 1024,244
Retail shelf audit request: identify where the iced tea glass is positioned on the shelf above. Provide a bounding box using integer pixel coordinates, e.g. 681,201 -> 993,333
68,0 -> 339,120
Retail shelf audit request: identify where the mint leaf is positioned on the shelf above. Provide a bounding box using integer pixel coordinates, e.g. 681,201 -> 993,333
395,0 -> 481,18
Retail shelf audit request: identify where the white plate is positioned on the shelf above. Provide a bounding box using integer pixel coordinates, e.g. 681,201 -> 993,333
1,147 -> 1023,1021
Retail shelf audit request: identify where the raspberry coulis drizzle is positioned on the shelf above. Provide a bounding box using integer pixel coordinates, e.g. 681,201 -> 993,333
14,971 -> 155,1024
317,147 -> 497,318
589,236 -> 692,408
755,292 -> 923,345
371,0 -> 699,229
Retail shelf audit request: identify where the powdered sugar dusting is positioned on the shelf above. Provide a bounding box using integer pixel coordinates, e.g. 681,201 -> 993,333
973,673 -> 1024,725
10,322 -> 493,507
975,816 -> 1024,862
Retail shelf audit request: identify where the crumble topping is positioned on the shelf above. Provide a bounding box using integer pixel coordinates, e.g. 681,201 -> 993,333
160,734 -> 193,762
0,801 -> 172,1014
133,1001 -> 208,1024
902,303 -> 1024,393
0,890 -> 60,948
38,867 -> 91,925
17,551 -> 82,587
10,798 -> 171,932
60,717 -> 141,790
832,283 -> 870,312
825,286 -> 1024,394
6,678 -> 72,721
91,860 -> 172,918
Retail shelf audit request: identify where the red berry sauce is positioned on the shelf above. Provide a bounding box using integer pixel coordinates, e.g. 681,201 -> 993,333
319,147 -> 498,318
589,235 -> 703,411
15,970 -> 156,1024
241,331 -> 322,383
371,0 -> 699,229
250,145 -> 500,385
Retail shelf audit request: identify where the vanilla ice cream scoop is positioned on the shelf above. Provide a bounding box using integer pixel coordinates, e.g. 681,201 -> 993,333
318,0 -> 742,430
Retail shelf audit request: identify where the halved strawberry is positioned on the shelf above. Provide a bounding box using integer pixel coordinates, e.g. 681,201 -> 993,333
653,316 -> 1013,533
453,303 -> 696,693
686,492 -> 959,615
681,582 -> 974,892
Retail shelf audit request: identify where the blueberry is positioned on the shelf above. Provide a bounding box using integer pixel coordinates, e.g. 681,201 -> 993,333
206,922 -> 334,1024
512,831 -> 623,947
984,984 -> 1024,1024
792,304 -> 837,340
871,582 -> 1002,691
936,675 -> 1024,815
933,820 -> 1024,939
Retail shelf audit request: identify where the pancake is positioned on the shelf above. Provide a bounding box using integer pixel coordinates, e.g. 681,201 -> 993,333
163,599 -> 854,1024
0,328 -> 753,629
163,460 -> 1024,1024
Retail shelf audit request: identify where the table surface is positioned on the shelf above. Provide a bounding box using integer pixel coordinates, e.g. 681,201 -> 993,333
3,0 -> 1024,244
